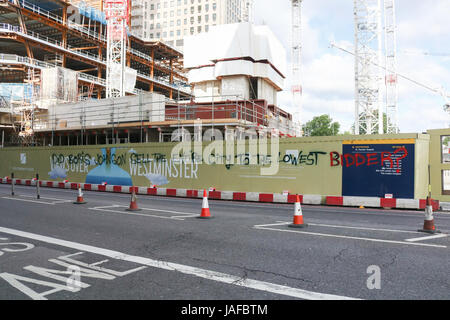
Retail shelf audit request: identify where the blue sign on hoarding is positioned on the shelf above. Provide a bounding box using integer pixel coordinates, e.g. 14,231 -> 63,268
342,142 -> 415,199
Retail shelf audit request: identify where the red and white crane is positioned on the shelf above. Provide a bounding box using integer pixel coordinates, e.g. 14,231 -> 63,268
104,0 -> 128,99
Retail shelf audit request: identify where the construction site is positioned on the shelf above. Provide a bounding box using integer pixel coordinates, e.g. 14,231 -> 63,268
0,0 -> 299,148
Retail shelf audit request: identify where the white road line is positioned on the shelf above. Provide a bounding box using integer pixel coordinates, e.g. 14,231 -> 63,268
90,205 -> 121,210
20,195 -> 69,201
88,207 -> 185,221
0,226 -> 359,300
170,214 -> 200,219
254,222 -> 291,228
137,207 -> 197,216
254,226 -> 447,248
273,221 -> 423,234
1,197 -> 55,205
405,234 -> 449,242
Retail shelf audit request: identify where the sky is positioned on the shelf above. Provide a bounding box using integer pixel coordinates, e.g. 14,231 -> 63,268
252,0 -> 450,134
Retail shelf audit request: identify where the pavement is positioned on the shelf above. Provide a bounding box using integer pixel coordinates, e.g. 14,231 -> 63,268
0,183 -> 449,301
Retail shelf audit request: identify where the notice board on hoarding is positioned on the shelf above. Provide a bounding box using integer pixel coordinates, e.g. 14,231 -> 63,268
341,140 -> 415,199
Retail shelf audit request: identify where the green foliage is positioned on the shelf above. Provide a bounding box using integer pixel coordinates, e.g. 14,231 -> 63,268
302,114 -> 340,137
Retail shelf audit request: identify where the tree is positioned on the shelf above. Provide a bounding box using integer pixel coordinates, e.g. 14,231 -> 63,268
302,114 -> 340,137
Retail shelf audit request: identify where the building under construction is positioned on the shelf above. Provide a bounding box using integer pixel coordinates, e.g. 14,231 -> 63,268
0,0 -> 297,147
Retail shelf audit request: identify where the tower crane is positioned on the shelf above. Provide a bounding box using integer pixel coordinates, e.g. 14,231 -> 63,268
291,0 -> 303,136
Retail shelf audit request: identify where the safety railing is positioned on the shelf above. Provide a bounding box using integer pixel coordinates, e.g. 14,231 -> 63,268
8,0 -> 184,74
0,24 -> 190,94
31,95 -> 279,133
0,53 -> 145,95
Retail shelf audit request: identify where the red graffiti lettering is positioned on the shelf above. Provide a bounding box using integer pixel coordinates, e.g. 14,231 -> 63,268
366,153 -> 378,166
330,151 -> 341,167
355,153 -> 366,167
344,154 -> 356,167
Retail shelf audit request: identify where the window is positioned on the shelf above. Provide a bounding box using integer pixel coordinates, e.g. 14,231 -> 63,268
443,170 -> 450,195
151,4 -> 154,10
442,136 -> 450,163
197,26 -> 202,32
177,19 -> 181,26
213,3 -> 216,10
190,27 -> 194,34
205,25 -> 209,32
213,13 -> 216,21
205,14 -> 209,22
170,31 -> 174,37
177,29 -> 181,36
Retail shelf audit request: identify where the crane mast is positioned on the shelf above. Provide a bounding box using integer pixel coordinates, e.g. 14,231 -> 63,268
354,0 -> 383,135
105,0 -> 128,99
291,0 -> 303,136
384,0 -> 399,133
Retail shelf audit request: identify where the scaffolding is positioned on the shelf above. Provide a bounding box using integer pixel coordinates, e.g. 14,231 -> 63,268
28,93 -> 297,146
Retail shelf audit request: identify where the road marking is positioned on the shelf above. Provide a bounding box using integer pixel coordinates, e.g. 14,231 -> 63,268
170,214 -> 200,219
20,194 -> 71,202
1,195 -> 72,205
254,222 -> 291,228
254,225 -> 447,248
405,234 -> 449,242
0,226 -> 360,300
2,197 -> 56,205
89,207 -> 186,221
274,221 -> 424,234
89,205 -> 199,220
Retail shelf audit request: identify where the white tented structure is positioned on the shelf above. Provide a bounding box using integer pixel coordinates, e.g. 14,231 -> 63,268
184,22 -> 287,106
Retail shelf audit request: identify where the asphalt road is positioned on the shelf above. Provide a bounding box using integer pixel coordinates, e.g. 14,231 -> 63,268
0,183 -> 449,301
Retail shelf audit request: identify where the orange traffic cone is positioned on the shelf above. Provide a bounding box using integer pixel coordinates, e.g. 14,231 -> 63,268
289,195 -> 307,228
73,184 -> 86,204
197,189 -> 212,219
126,188 -> 141,211
418,196 -> 440,234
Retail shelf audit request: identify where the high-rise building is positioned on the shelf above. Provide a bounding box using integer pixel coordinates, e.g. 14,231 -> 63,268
131,0 -> 250,50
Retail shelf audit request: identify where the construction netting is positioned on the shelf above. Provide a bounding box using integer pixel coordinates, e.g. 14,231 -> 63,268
40,67 -> 78,107
0,83 -> 34,104
76,1 -> 107,25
